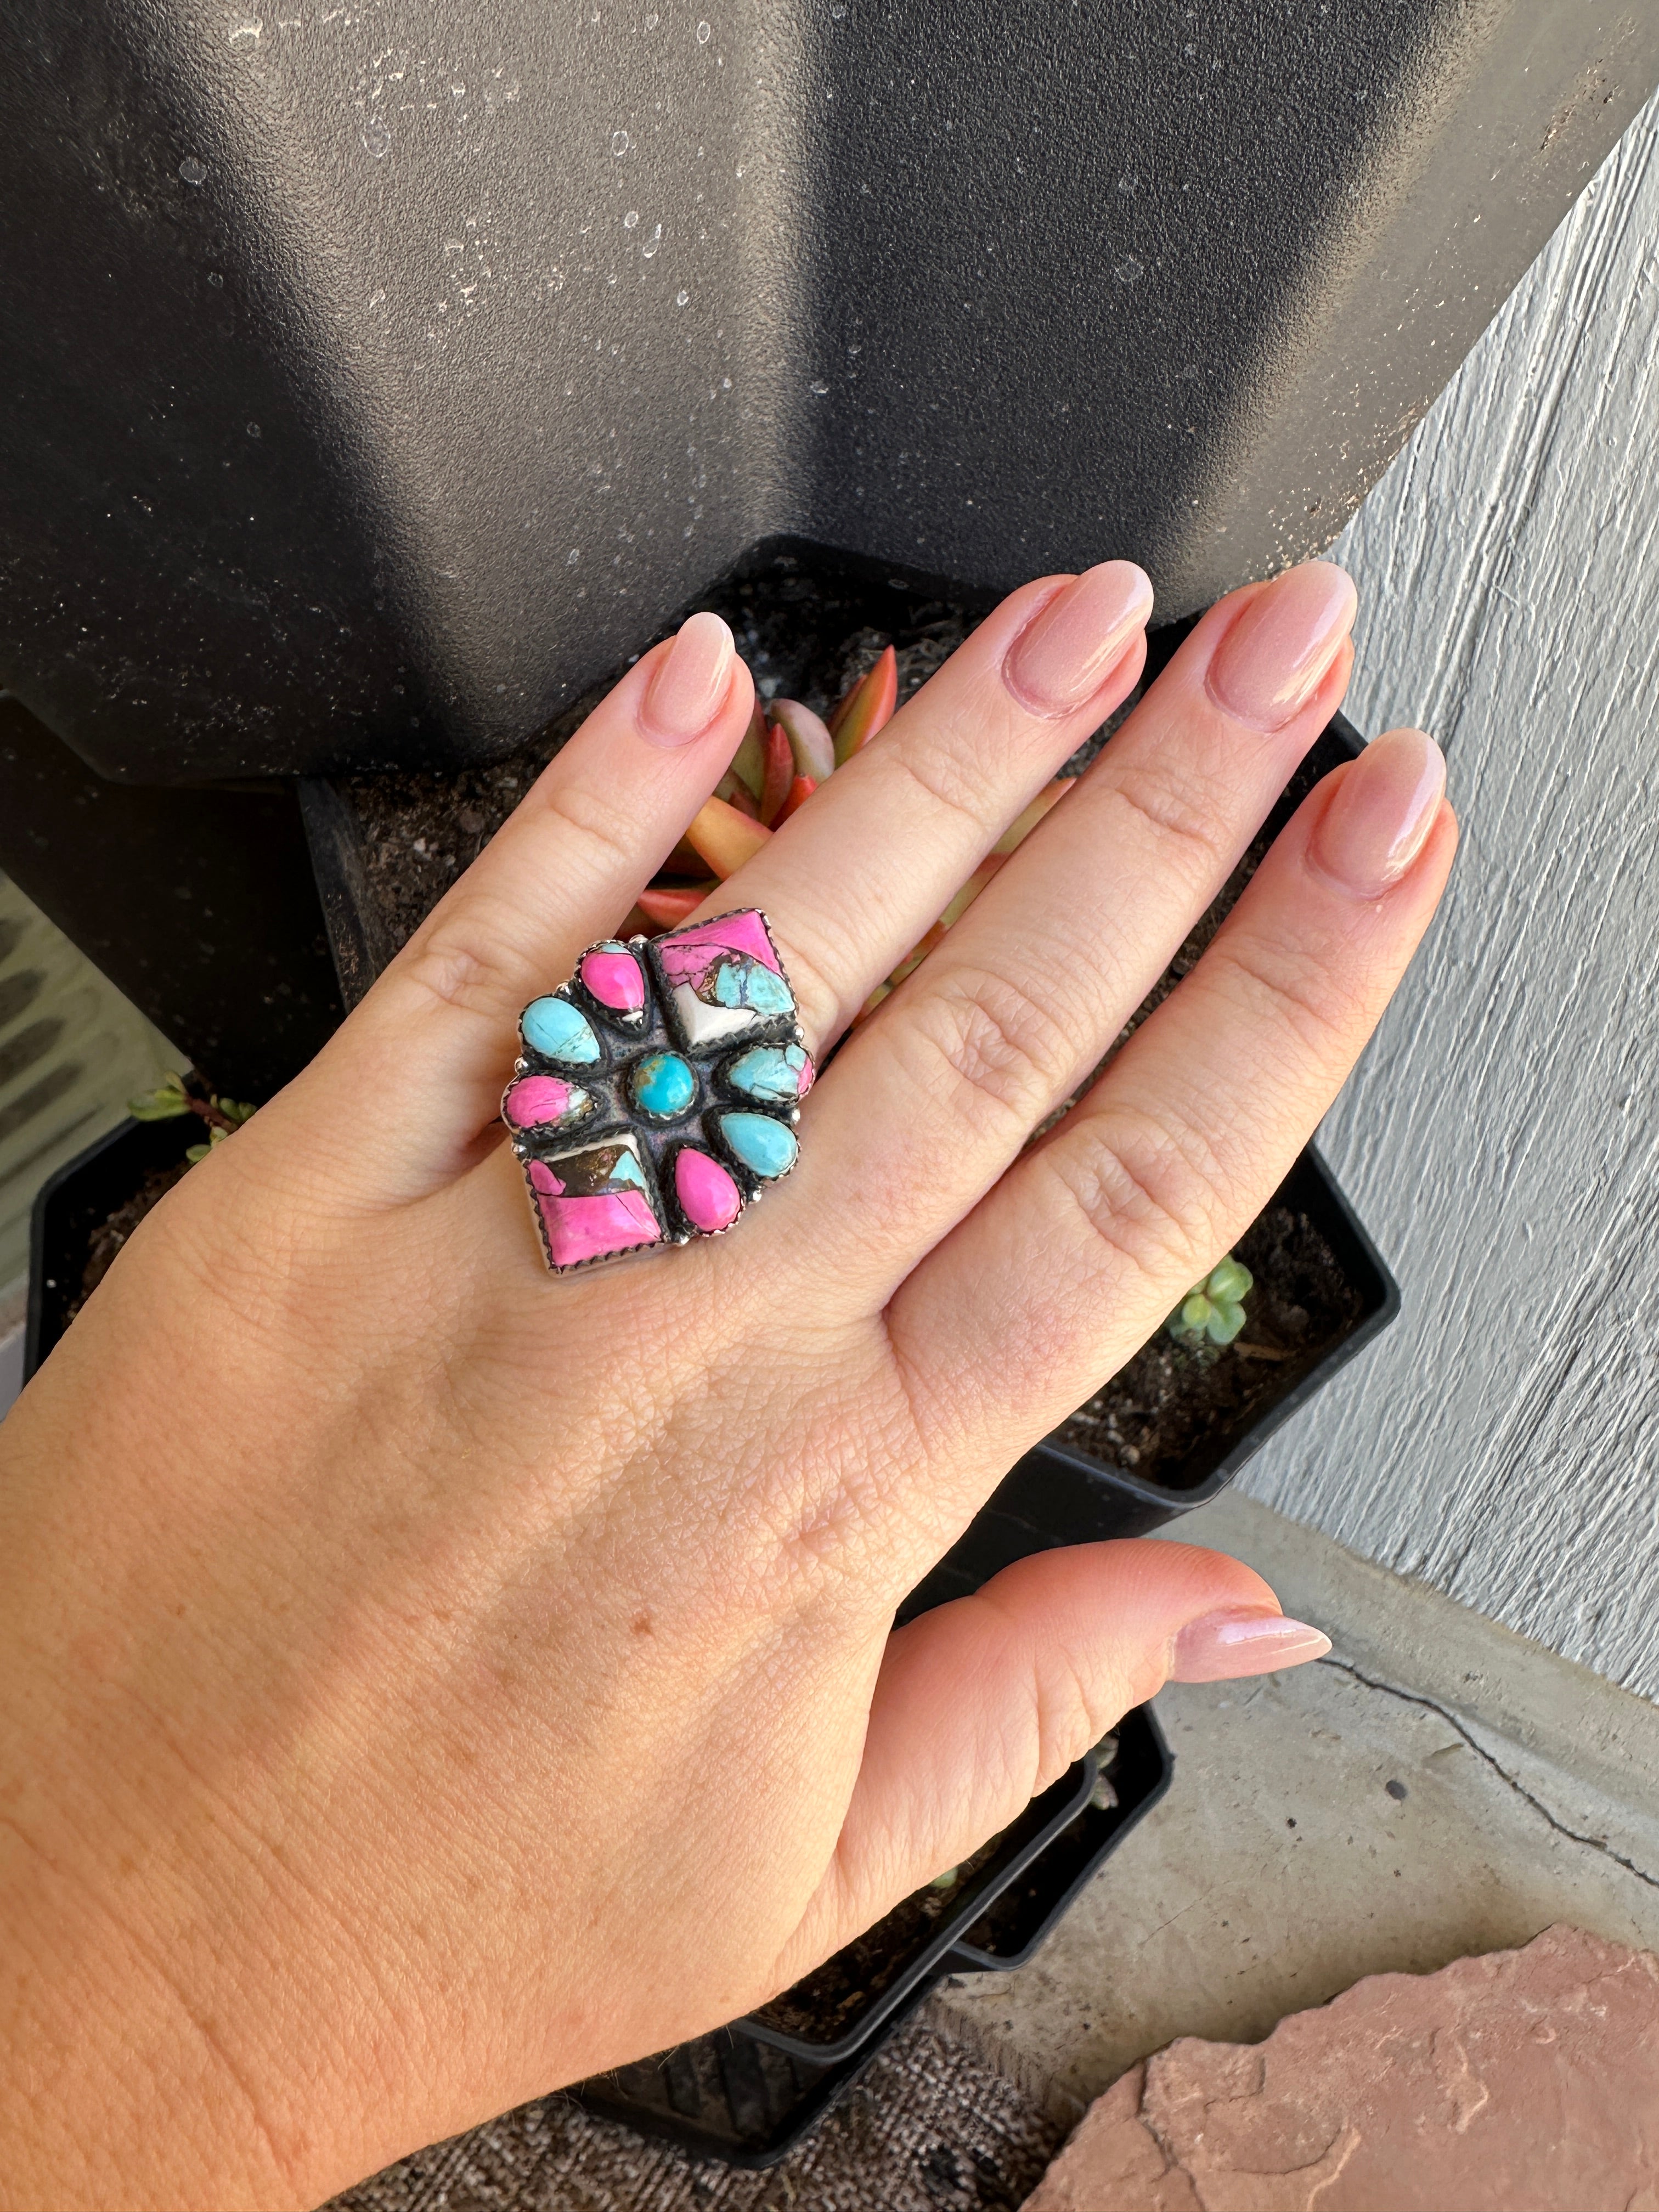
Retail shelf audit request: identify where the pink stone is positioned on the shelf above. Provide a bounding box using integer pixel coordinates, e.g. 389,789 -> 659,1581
654,907 -> 781,991
1023,1925 -> 1659,2212
535,1188 -> 661,1268
580,947 -> 646,1015
504,1075 -> 574,1128
675,1146 -> 742,1233
527,1158 -> 563,1194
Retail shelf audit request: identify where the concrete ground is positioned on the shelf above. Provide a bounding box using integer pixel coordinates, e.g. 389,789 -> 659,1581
938,1490 -> 1659,2119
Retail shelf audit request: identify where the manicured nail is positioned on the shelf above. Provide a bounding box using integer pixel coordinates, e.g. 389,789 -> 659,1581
1004,561 -> 1154,717
1207,562 -> 1357,731
1169,1606 -> 1331,1683
1311,728 -> 1447,896
641,611 -> 737,746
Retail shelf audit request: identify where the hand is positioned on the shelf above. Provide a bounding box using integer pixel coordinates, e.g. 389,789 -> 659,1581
0,560 -> 1453,2211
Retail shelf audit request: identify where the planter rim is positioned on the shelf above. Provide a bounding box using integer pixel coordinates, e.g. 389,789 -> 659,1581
733,1751 -> 1098,2066
1026,1140 -> 1401,1517
946,1707 -> 1173,1974
25,1114 -> 150,1380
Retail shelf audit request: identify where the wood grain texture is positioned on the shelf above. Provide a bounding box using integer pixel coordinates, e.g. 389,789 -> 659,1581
1238,92 -> 1659,1694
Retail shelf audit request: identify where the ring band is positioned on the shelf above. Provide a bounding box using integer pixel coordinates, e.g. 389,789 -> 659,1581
503,909 -> 814,1273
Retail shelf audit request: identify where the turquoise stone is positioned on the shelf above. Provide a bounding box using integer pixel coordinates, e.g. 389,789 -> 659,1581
711,957 -> 794,1015
725,1045 -> 809,1105
630,1050 -> 697,1120
522,994 -> 601,1064
720,1110 -> 799,1181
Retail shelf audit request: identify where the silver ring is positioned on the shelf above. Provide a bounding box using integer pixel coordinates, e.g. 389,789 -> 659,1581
503,909 -> 814,1273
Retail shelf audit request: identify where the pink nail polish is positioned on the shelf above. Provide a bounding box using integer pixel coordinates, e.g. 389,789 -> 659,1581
1310,728 -> 1447,897
1003,561 -> 1154,717
641,611 -> 737,746
1206,562 -> 1357,732
1169,1606 -> 1331,1683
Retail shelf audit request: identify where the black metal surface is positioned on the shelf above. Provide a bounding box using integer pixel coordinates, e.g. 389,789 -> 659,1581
4,2 -> 1652,782
0,699 -> 342,1098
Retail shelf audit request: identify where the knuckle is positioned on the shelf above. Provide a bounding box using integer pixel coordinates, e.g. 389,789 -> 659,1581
1046,1103 -> 1225,1293
396,919 -> 517,1022
1029,1644 -> 1110,1793
393,885 -> 541,1022
524,779 -> 641,879
1105,760 -> 1228,876
1208,937 -> 1362,1057
916,966 -> 1079,1135
880,731 -> 1002,840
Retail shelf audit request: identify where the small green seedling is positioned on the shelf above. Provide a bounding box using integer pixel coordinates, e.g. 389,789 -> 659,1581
1168,1255 -> 1253,1347
128,1072 -> 257,1163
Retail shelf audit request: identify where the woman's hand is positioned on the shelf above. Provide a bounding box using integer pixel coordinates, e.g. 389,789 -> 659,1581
0,560 -> 1453,2211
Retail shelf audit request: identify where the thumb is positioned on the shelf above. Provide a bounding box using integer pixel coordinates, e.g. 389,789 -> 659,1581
788,1539 -> 1328,1971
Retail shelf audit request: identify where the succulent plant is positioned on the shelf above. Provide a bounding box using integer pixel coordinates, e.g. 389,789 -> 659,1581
1168,1256 -> 1254,1347
633,644 -> 1074,1009
128,1071 -> 258,1164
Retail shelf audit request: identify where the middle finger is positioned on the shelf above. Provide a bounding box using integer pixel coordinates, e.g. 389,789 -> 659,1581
787,560 -> 1359,1291
707,562 -> 1154,1046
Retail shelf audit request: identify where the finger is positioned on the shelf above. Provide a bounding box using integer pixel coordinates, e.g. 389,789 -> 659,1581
782,562 -> 1359,1294
687,562 -> 1153,1047
303,614 -> 755,1193
780,1540 -> 1325,1970
890,730 -> 1455,1467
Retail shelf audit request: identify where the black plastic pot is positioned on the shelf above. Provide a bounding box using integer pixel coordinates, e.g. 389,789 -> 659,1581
573,1708 -> 1172,2169
737,1754 -> 1101,2071
898,1146 -> 1398,1624
26,1114 -> 199,1380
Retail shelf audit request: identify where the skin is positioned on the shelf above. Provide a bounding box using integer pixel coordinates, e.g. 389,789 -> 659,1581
0,561 -> 1455,2211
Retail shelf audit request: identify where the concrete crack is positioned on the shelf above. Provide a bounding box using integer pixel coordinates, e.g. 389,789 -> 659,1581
1321,1657 -> 1659,1894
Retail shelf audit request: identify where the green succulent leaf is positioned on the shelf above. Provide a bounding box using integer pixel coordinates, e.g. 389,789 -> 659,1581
184,1141 -> 211,1164
1205,1299 -> 1248,1345
1206,1256 -> 1253,1305
128,1076 -> 191,1121
1167,1252 -> 1252,1348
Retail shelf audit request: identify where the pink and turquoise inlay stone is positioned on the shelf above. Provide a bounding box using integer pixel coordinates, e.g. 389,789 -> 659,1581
653,909 -> 795,1048
526,1141 -> 662,1268
504,909 -> 810,1273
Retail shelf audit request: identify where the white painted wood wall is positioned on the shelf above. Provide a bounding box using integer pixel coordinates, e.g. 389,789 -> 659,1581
1244,92 -> 1659,1696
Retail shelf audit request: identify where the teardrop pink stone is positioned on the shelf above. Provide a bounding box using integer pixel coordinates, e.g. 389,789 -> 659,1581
504,1074 -> 574,1127
580,948 -> 646,1014
675,1147 -> 742,1234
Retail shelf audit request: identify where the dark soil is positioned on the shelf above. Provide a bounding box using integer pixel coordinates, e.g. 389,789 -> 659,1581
64,1161 -> 191,1327
1052,1202 -> 1364,1487
332,556 -> 1133,960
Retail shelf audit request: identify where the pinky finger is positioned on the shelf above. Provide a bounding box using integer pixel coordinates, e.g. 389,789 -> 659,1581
888,730 -> 1456,1473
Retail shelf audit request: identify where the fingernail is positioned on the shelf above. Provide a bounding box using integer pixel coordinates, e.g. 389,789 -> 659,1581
641,611 -> 737,746
1207,562 -> 1357,731
1310,728 -> 1447,896
1169,1606 -> 1331,1683
1004,561 -> 1154,717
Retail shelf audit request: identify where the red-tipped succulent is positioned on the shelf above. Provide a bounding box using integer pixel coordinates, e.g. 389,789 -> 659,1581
631,644 -> 1071,1015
